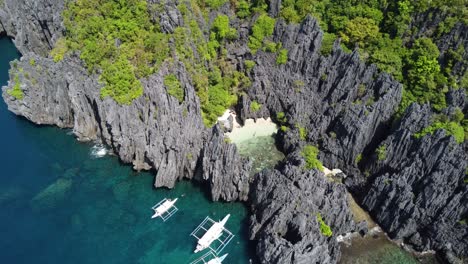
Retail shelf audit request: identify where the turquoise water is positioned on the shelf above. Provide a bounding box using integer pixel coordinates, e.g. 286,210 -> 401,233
0,37 -> 253,264
339,232 -> 438,264
236,135 -> 284,175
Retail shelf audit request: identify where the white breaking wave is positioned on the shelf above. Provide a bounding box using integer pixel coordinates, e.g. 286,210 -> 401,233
90,144 -> 108,158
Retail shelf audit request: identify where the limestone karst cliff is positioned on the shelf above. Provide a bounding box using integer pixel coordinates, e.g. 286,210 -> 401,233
1,0 -> 467,263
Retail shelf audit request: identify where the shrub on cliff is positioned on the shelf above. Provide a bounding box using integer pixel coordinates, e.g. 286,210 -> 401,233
248,14 -> 276,54
316,213 -> 333,237
301,145 -> 323,171
164,74 -> 184,103
376,144 -> 387,161
414,113 -> 465,144
276,48 -> 288,65
61,0 -> 167,105
250,101 -> 261,112
7,74 -> 24,100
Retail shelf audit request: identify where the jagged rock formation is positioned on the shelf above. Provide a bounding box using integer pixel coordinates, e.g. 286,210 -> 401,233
239,17 -> 402,176
249,155 -> 356,263
2,51 -> 253,203
201,125 -> 251,201
236,10 -> 467,264
1,0 -> 467,263
345,103 -> 468,262
0,0 -> 64,55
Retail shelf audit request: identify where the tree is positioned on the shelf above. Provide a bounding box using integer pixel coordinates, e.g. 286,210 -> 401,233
341,17 -> 379,48
405,37 -> 446,111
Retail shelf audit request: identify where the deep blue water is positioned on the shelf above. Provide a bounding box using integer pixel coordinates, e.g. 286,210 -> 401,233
0,37 -> 253,264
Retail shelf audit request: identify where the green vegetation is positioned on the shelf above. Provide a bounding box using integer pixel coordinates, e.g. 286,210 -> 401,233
164,74 -> 184,103
59,0 -> 168,104
402,38 -> 446,112
296,124 -> 307,140
245,60 -> 256,72
276,0 -> 467,117
276,48 -> 288,65
320,32 -> 336,56
276,111 -> 288,124
355,153 -> 362,164
211,15 -> 238,41
316,213 -> 333,237
301,145 -> 323,171
250,100 -> 261,112
50,38 -> 68,62
7,74 -> 24,100
236,0 -> 251,18
56,0 -> 247,123
376,144 -> 387,161
205,0 -> 227,9
414,112 -> 468,143
29,59 -> 36,66
99,55 -> 143,104
248,14 -> 276,54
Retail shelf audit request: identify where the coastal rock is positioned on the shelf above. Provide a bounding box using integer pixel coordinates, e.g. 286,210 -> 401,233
1,54 -> 248,200
346,103 -> 468,260
249,158 -> 355,263
201,125 -> 251,201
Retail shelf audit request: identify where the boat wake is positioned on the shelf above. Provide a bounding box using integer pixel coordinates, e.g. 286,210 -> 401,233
90,144 -> 108,158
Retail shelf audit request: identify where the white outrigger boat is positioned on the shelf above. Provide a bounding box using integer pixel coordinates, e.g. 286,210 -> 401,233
206,253 -> 228,264
151,198 -> 178,221
194,214 -> 230,253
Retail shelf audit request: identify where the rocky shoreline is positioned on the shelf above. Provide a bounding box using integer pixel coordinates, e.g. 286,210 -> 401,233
1,0 -> 467,263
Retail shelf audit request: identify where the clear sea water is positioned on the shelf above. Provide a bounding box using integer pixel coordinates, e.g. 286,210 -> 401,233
1,36 -> 439,264
0,37 -> 254,264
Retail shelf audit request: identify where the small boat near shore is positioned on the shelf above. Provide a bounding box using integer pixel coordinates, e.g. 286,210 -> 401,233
151,198 -> 178,221
193,214 -> 232,253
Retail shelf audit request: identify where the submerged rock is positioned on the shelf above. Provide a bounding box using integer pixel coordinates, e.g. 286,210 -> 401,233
31,178 -> 73,210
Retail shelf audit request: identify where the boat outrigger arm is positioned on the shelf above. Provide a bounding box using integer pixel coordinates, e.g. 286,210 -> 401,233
191,214 -> 234,254
190,252 -> 228,264
206,253 -> 228,264
151,198 -> 178,221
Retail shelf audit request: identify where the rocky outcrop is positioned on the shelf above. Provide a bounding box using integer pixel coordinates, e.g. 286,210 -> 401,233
201,125 -> 251,201
0,0 -> 64,55
241,16 -> 402,174
239,14 -> 466,263
249,155 -> 356,263
345,103 -> 468,261
3,54 -> 207,182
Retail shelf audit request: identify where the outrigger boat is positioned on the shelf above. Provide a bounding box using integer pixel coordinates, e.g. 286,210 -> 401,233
194,214 -> 230,253
151,198 -> 178,220
206,254 -> 228,264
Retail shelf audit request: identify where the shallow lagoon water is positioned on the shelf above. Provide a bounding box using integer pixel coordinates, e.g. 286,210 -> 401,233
0,37 -> 253,264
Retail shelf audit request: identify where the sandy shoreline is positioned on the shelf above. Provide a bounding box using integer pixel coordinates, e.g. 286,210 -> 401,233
219,110 -> 279,145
